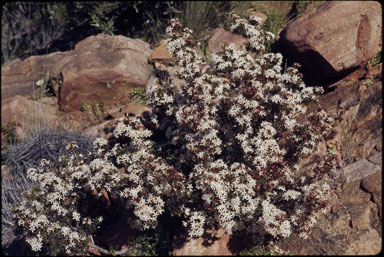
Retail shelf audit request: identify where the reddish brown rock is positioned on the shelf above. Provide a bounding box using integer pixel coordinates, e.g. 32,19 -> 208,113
149,42 -> 173,66
207,28 -> 247,56
1,95 -> 59,140
348,81 -> 382,160
306,79 -> 381,163
280,179 -> 382,255
59,34 -> 152,112
1,34 -> 153,113
1,53 -> 66,100
361,171 -> 382,217
278,1 -> 382,81
173,230 -> 233,256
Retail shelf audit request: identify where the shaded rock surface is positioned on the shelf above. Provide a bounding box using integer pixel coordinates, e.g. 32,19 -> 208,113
278,68 -> 382,255
278,1 -> 382,81
280,177 -> 381,255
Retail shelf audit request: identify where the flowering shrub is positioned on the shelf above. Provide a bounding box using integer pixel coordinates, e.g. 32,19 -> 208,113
14,14 -> 341,254
146,14 -> 341,239
13,142 -> 104,255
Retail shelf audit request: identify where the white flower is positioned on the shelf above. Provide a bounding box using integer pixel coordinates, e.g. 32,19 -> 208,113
72,211 -> 81,222
26,233 -> 43,252
282,190 -> 302,201
61,226 -> 71,237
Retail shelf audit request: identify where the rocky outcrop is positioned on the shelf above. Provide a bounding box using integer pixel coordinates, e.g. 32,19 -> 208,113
280,177 -> 381,255
1,34 -> 153,112
278,1 -> 382,81
59,34 -> 152,112
1,52 -> 66,100
278,67 -> 382,255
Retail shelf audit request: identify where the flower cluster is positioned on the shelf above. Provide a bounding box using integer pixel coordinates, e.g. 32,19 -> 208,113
146,15 -> 341,239
14,14 -> 342,254
13,143 -> 103,255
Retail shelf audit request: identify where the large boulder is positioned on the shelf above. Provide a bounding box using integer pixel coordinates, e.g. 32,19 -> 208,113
278,1 -> 382,81
1,34 -> 153,112
59,34 -> 152,112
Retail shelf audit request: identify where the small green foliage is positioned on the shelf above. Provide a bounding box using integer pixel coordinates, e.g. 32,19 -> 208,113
1,122 -> 18,149
364,75 -> 375,86
239,245 -> 273,256
83,122 -> 91,129
109,246 -> 116,256
127,221 -> 173,256
369,51 -> 381,66
129,234 -> 160,256
129,87 -> 147,105
295,0 -> 313,16
99,99 -> 106,112
80,102 -> 88,112
263,6 -> 289,35
89,4 -> 117,35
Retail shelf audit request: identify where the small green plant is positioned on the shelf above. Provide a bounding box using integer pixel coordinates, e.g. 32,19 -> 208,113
99,99 -> 106,112
263,6 -> 289,35
128,229 -> 171,256
129,87 -> 147,105
364,75 -> 375,86
295,0 -> 313,16
1,122 -> 18,149
368,51 -> 381,66
109,246 -> 116,256
239,245 -> 273,256
89,4 -> 117,35
80,102 -> 88,112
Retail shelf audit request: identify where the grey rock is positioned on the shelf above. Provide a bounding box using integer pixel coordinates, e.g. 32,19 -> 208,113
368,152 -> 382,167
342,159 -> 380,184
